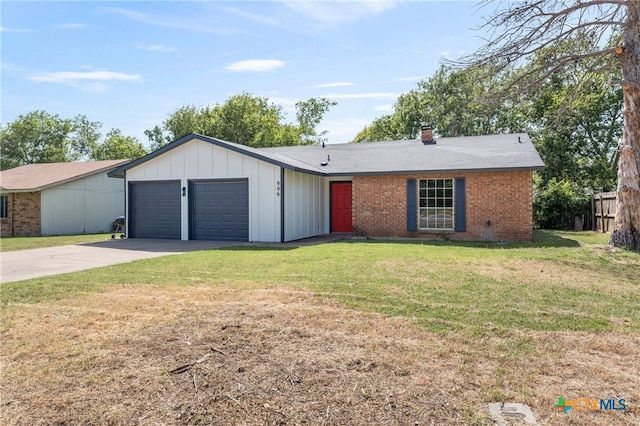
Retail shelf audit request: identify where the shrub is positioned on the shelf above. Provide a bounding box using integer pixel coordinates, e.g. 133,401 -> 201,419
534,179 -> 589,229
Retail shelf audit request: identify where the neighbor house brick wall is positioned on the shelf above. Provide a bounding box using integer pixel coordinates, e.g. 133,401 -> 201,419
352,171 -> 533,242
0,192 -> 42,237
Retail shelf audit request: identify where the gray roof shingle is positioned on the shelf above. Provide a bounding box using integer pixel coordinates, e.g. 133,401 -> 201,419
262,133 -> 544,175
109,133 -> 544,178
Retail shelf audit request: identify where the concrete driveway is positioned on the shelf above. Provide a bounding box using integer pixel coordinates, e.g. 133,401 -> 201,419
0,235 -> 345,284
0,239 -> 236,284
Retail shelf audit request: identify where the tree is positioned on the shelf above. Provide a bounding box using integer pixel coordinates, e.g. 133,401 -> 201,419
529,61 -> 622,193
0,111 -> 101,170
296,97 -> 337,145
145,105 -> 217,151
534,178 -> 589,229
145,93 -> 336,150
212,93 -> 293,148
352,65 -> 528,142
352,114 -> 399,143
455,1 -> 639,249
92,129 -> 148,160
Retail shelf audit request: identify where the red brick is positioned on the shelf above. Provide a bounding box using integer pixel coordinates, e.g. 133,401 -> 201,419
352,171 -> 533,242
0,192 -> 42,237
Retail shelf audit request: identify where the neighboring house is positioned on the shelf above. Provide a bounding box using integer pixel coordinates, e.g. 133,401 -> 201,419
0,160 -> 129,237
108,131 -> 544,243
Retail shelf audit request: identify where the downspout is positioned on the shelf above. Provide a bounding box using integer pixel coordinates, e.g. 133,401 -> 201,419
124,170 -> 129,238
11,193 -> 15,236
38,191 -> 42,236
280,168 -> 285,243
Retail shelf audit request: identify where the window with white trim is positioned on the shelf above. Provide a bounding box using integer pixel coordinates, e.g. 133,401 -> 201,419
419,179 -> 454,230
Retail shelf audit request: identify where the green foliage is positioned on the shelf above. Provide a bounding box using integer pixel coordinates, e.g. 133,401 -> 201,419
145,93 -> 336,150
92,129 -> 147,160
524,41 -> 622,229
296,97 -> 337,145
352,65 -> 528,142
351,115 -> 398,142
0,111 -> 101,170
526,42 -> 622,193
534,179 -> 589,229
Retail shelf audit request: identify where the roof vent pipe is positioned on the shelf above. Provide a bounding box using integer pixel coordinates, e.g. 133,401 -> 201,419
421,124 -> 436,145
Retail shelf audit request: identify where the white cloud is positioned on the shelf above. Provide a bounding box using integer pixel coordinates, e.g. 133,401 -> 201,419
313,82 -> 355,88
397,76 -> 422,82
135,43 -> 178,53
84,82 -> 108,93
322,92 -> 398,100
441,50 -> 467,60
374,104 -> 394,112
53,23 -> 86,29
318,118 -> 373,143
0,26 -> 36,33
217,5 -> 279,26
284,1 -> 400,27
266,96 -> 298,108
101,7 -> 240,35
224,59 -> 285,72
27,70 -> 142,83
0,62 -> 26,72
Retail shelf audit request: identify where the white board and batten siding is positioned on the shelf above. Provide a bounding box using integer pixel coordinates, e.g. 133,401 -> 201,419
125,137 -> 282,242
283,169 -> 325,241
41,171 -> 124,235
282,172 -> 354,241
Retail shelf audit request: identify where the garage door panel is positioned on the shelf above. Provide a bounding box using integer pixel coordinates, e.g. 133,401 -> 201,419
190,180 -> 248,241
130,181 -> 181,239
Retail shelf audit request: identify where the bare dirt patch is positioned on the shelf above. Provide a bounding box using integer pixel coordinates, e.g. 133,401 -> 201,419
1,285 -> 638,425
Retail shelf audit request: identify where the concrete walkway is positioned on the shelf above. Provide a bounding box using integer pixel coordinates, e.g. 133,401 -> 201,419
0,236 -> 345,284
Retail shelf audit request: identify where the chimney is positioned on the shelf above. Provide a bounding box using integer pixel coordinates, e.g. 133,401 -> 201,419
421,124 -> 435,145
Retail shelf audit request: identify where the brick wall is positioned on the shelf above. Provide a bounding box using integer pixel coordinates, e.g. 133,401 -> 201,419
0,192 -> 42,237
352,171 -> 533,242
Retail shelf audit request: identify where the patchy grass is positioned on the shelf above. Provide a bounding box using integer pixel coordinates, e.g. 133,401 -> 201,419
3,231 -> 638,335
1,230 -> 639,425
0,233 -> 113,252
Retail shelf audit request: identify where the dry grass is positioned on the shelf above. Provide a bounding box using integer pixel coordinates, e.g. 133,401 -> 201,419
2,284 -> 638,425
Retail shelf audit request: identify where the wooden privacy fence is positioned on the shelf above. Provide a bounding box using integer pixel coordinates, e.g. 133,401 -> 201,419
592,192 -> 616,233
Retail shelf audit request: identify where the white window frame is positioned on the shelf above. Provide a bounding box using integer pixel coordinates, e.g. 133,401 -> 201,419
418,178 -> 454,231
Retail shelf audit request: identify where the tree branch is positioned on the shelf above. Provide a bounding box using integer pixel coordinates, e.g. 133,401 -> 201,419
610,79 -> 640,90
456,0 -> 626,70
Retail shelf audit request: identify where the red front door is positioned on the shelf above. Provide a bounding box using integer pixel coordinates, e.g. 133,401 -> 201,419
331,182 -> 352,233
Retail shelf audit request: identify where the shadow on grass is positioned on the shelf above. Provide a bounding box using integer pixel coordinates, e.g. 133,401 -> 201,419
213,231 -> 585,251
527,230 -> 583,248
80,231 -> 586,254
216,245 -> 298,252
344,230 -> 582,250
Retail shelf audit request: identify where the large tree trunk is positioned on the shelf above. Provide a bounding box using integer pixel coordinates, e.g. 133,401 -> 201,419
610,2 -> 640,251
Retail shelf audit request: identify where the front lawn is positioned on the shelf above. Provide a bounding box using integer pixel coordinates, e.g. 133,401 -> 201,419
0,233 -> 113,252
1,230 -> 638,425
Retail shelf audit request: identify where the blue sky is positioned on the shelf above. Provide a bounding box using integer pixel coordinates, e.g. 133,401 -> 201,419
1,1 -> 486,146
